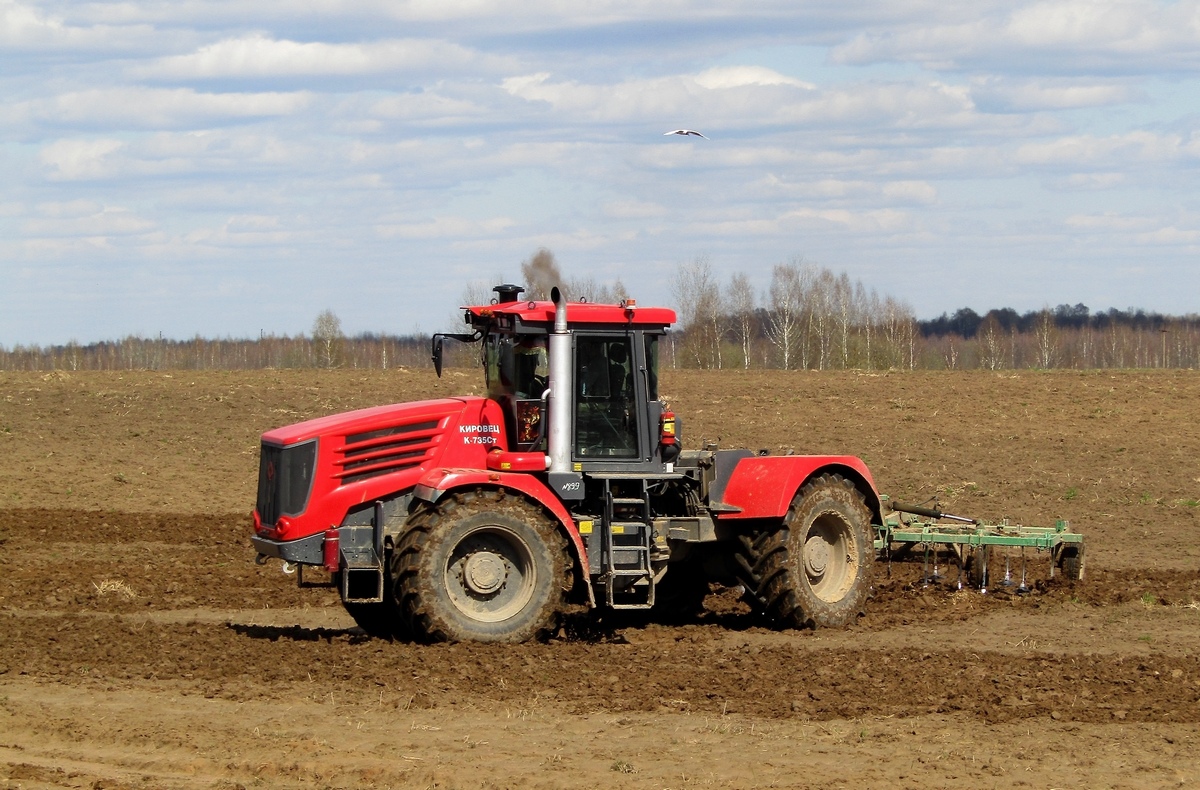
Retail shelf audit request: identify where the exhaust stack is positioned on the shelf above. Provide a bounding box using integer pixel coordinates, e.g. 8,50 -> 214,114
547,287 -> 573,474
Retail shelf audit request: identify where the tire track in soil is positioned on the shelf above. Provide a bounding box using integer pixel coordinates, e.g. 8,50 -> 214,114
3,611 -> 1198,726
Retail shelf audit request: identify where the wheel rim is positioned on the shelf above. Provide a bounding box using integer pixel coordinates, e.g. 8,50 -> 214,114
443,525 -> 537,623
803,510 -> 859,603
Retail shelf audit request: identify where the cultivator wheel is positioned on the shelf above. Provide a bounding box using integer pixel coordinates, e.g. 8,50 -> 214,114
746,473 -> 874,628
392,488 -> 573,643
1055,544 -> 1085,582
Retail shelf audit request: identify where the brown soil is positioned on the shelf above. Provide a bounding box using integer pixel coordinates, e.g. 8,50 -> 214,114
2,368 -> 1199,789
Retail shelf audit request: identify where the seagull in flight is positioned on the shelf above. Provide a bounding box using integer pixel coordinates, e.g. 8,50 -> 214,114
664,129 -> 707,138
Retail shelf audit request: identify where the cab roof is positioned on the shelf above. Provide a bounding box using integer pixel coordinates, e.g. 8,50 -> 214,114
464,298 -> 676,329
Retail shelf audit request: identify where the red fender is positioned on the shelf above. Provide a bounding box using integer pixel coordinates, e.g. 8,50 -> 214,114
414,467 -> 594,605
716,455 -> 881,521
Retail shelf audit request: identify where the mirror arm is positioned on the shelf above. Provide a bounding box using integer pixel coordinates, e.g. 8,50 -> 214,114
430,331 -> 481,378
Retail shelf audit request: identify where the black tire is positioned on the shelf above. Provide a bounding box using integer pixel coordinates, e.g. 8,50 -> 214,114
746,473 -> 874,628
1056,544 -> 1085,582
392,488 -> 572,643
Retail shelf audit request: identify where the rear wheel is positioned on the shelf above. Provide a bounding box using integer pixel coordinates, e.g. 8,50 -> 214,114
748,474 -> 874,628
393,488 -> 572,643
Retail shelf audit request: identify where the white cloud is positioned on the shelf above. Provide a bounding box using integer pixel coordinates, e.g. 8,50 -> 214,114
1137,225 -> 1200,244
602,199 -> 667,219
35,129 -> 325,181
367,92 -> 489,125
0,0 -> 64,45
23,206 -> 156,237
182,215 -> 296,247
881,180 -> 938,204
1065,212 -> 1157,230
751,175 -> 937,205
13,87 -> 311,130
971,76 -> 1138,110
1015,130 -> 1200,166
38,138 -> 124,179
1004,1 -> 1192,50
375,215 -> 516,239
0,0 -> 161,53
136,34 -> 512,79
501,70 -> 984,132
694,66 -> 815,90
831,0 -> 1200,72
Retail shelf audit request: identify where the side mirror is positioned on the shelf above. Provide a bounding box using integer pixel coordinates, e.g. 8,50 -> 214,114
431,336 -> 444,378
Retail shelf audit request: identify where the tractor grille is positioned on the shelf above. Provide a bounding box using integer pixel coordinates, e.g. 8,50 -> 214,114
257,440 -> 317,526
334,420 -> 440,485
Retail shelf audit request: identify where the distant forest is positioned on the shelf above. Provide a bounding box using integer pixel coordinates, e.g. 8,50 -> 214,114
2,255 -> 1197,372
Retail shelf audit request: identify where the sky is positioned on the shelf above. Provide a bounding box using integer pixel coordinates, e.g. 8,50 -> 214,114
2,0 -> 1199,346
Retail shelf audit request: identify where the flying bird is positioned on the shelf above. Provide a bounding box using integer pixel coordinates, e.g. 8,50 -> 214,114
663,129 -> 707,138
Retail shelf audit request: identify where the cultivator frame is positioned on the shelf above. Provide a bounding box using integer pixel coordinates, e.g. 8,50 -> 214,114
874,496 -> 1085,589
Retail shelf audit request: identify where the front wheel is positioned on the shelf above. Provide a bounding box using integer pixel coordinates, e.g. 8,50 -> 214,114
749,473 -> 874,628
392,489 -> 572,643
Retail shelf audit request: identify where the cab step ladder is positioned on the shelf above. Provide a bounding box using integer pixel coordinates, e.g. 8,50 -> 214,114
602,477 -> 656,609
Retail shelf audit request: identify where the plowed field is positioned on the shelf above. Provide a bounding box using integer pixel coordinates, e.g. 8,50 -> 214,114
2,368 -> 1199,789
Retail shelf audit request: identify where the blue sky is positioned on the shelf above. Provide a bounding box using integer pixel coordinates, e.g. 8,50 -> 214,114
2,1 -> 1199,345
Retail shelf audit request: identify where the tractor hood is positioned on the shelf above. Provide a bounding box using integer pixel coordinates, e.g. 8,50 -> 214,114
256,396 -> 508,541
261,397 -> 476,448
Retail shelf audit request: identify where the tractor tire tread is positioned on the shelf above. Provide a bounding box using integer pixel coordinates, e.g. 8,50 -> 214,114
739,473 -> 874,629
392,488 -> 573,643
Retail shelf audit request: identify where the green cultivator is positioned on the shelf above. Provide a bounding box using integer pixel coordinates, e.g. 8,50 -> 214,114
875,496 -> 1085,592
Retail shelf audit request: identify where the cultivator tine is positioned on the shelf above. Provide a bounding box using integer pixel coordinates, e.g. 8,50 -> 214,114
1016,548 -> 1030,594
922,542 -> 944,587
1001,552 -> 1014,588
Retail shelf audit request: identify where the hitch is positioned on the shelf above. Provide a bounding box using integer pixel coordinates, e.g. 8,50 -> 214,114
890,501 -> 977,525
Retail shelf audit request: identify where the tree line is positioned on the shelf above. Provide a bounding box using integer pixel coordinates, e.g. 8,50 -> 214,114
666,256 -> 1200,371
2,250 -> 1197,371
0,331 -> 432,372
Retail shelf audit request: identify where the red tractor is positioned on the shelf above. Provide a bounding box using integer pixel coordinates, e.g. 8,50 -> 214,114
252,285 -> 882,642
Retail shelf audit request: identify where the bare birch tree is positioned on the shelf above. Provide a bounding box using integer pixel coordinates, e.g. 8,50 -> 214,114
312,309 -> 344,368
672,256 -> 723,368
979,315 -> 1005,370
766,260 -> 808,370
728,271 -> 756,369
835,272 -> 854,369
1035,308 -> 1058,368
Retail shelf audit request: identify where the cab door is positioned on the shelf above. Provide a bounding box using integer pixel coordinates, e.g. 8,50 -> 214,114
574,334 -> 640,461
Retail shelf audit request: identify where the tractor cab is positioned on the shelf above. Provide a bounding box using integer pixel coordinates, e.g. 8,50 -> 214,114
435,284 -> 680,480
